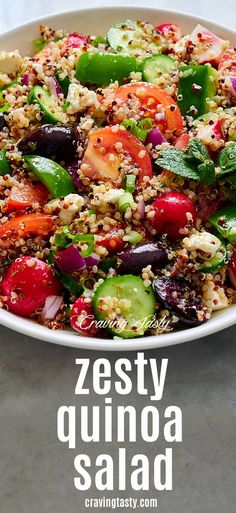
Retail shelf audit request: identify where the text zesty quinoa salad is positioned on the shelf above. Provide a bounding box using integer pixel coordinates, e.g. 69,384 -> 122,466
0,19 -> 236,339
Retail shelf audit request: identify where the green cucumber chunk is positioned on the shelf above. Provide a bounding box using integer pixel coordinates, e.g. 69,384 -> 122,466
177,64 -> 217,118
93,275 -> 156,338
200,241 -> 227,273
28,85 -> 64,124
76,51 -> 137,86
0,147 -> 11,176
24,155 -> 75,198
142,54 -> 176,84
209,204 -> 236,243
107,20 -> 143,53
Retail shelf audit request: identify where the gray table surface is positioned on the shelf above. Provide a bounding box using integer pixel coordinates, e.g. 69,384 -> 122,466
0,1 -> 236,512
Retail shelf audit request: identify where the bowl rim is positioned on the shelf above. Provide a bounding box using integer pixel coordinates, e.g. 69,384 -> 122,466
0,4 -> 236,351
1,4 -> 236,40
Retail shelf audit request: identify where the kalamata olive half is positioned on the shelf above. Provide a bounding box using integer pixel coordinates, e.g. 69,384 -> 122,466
0,113 -> 7,131
118,243 -> 168,275
153,276 -> 207,327
18,124 -> 79,161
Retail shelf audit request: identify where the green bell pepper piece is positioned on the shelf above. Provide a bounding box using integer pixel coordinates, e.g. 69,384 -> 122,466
72,234 -> 94,257
24,155 -> 75,198
0,147 -> 11,176
55,71 -> 71,95
178,64 -> 217,118
76,51 -> 137,86
209,204 -> 236,243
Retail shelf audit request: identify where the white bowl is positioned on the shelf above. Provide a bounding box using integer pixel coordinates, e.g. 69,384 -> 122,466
0,6 -> 236,350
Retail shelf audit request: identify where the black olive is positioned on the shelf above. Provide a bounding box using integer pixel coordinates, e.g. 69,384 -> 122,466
118,243 -> 168,275
18,124 -> 79,161
0,113 -> 7,131
153,276 -> 207,327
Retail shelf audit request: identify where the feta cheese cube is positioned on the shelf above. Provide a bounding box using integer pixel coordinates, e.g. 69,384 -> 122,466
182,231 -> 221,257
67,83 -> 99,114
0,51 -> 22,74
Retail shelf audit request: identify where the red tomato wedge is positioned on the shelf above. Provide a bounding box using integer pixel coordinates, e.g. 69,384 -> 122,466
0,213 -> 53,247
108,82 -> 183,133
96,224 -> 126,253
175,133 -> 190,150
218,48 -> 236,73
7,181 -> 48,212
81,126 -> 153,183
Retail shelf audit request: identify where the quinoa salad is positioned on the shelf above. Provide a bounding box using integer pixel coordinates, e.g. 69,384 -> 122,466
0,19 -> 236,339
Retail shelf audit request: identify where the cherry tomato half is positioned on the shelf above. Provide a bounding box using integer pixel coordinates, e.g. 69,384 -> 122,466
1,257 -> 61,317
150,192 -> 197,240
70,296 -> 100,336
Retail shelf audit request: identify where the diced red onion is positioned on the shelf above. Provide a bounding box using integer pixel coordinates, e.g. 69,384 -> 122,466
229,77 -> 236,98
65,160 -> 84,191
229,267 -> 236,289
145,127 -> 166,147
48,76 -> 62,97
137,199 -> 145,219
21,72 -> 29,86
41,295 -> 63,320
84,253 -> 100,267
55,245 -> 86,273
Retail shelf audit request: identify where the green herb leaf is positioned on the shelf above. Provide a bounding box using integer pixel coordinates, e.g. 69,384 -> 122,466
156,140 -> 216,184
54,226 -> 73,248
197,161 -> 215,185
33,38 -> 47,53
92,36 -> 107,47
217,142 -> 236,176
99,257 -> 117,273
187,137 -> 209,162
156,148 -> 200,180
59,273 -> 83,296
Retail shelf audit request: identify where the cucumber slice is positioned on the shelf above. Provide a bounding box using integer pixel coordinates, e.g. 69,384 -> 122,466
107,20 -> 161,55
142,54 -> 176,84
92,275 -> 156,338
28,85 -> 64,124
107,20 -> 143,53
200,241 -> 227,273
